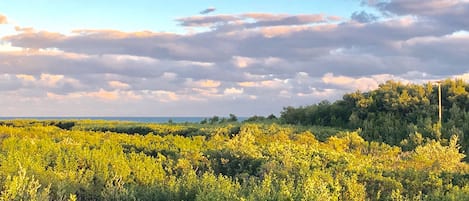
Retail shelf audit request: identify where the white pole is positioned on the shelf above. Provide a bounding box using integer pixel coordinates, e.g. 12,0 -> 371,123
438,81 -> 442,125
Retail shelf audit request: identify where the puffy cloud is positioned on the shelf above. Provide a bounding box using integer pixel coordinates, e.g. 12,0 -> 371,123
15,26 -> 35,33
87,89 -> 119,100
232,56 -> 255,68
3,31 -> 66,49
224,87 -> 244,95
366,0 -> 469,30
238,81 -> 257,87
108,81 -> 130,89
40,74 -> 64,87
322,73 -> 393,91
0,5 -> 468,116
16,74 -> 36,82
367,0 -> 468,15
192,79 -> 221,88
147,90 -> 180,102
456,73 -> 469,81
297,88 -> 337,99
160,72 -> 178,80
0,14 -> 7,24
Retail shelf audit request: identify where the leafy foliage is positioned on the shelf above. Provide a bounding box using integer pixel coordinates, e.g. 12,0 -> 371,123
0,120 -> 467,200
280,79 -> 469,152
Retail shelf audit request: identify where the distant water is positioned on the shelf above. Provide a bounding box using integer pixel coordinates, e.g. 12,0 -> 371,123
0,117 -> 214,123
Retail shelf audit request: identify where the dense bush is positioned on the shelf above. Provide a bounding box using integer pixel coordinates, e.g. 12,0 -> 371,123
0,121 -> 467,200
280,79 -> 469,152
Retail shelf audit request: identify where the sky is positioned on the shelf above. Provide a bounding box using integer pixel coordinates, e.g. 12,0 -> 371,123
0,0 -> 468,117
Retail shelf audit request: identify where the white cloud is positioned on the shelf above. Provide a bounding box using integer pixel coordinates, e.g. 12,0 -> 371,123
454,73 -> 469,81
108,81 -> 130,89
190,79 -> 221,88
160,72 -> 178,80
16,74 -> 36,82
322,73 -> 398,91
0,6 -> 468,116
145,90 -> 179,102
232,56 -> 255,68
87,89 -> 119,100
297,88 -> 337,98
40,74 -> 64,87
236,79 -> 290,89
224,87 -> 244,95
0,14 -> 7,24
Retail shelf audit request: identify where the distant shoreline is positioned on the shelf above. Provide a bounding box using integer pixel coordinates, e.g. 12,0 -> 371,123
0,116 -> 248,123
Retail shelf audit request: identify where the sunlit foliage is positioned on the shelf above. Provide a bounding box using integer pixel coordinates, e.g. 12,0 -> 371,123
280,79 -> 469,153
0,120 -> 467,200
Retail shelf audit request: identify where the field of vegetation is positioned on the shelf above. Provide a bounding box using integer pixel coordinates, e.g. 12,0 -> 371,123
1,79 -> 469,201
0,120 -> 467,201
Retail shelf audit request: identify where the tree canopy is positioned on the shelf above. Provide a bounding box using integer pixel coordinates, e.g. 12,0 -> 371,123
280,79 -> 469,152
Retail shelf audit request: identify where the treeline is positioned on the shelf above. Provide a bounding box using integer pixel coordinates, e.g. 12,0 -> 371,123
200,114 -> 239,124
0,121 -> 468,200
280,79 -> 469,152
200,114 -> 279,124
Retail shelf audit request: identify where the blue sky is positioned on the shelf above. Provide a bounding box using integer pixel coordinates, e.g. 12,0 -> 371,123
0,0 -> 468,116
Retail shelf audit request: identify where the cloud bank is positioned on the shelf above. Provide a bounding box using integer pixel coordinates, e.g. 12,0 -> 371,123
0,1 -> 468,116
